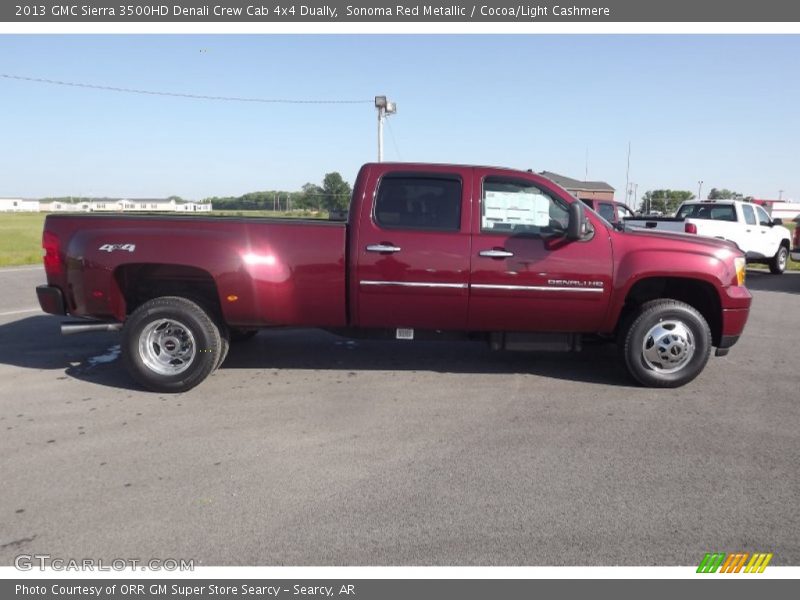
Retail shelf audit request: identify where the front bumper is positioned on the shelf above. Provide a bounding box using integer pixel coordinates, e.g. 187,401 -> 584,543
791,247 -> 800,263
36,284 -> 66,316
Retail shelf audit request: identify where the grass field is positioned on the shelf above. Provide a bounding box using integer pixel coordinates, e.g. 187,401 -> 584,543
0,211 -> 797,269
0,210 -> 326,267
0,213 -> 46,267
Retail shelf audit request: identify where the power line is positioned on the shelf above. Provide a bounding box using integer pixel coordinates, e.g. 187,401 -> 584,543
385,117 -> 403,161
0,73 -> 372,105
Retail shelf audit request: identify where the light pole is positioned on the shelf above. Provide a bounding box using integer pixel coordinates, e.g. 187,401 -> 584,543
375,95 -> 397,162
697,180 -> 704,201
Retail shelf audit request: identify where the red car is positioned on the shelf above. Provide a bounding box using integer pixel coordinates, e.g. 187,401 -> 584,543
37,163 -> 751,392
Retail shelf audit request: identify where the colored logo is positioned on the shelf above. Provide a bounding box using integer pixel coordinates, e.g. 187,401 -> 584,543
697,552 -> 773,573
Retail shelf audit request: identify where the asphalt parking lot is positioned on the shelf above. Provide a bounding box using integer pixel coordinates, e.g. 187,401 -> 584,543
0,266 -> 798,566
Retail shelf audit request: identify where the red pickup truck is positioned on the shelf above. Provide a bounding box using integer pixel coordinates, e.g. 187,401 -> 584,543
36,163 -> 752,392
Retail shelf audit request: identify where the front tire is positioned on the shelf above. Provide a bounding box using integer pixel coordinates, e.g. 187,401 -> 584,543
769,245 -> 789,275
122,296 -> 222,393
621,299 -> 712,388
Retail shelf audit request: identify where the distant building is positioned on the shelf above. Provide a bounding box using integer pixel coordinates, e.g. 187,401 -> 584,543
0,198 -> 212,213
539,171 -> 615,202
0,198 -> 39,212
752,199 -> 800,222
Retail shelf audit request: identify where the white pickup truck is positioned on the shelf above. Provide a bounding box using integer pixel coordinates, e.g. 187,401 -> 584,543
625,200 -> 792,274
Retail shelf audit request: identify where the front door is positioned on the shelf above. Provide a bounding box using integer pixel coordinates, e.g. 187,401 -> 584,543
468,170 -> 613,332
355,167 -> 472,330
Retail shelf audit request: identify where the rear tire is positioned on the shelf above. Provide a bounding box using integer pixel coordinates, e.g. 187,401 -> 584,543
621,299 -> 712,388
122,296 -> 222,393
769,245 -> 788,275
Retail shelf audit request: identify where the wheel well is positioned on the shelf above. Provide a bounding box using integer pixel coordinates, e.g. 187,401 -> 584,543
618,277 -> 722,346
780,238 -> 790,249
114,264 -> 223,321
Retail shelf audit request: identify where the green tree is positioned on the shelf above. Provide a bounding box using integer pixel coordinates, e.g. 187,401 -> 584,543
297,183 -> 325,211
321,172 -> 352,211
707,188 -> 752,202
639,190 -> 695,215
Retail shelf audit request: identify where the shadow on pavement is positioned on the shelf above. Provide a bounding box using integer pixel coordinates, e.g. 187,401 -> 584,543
745,269 -> 800,295
0,315 -> 636,391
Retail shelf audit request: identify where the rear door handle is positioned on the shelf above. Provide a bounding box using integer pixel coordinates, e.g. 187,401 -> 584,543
479,249 -> 514,258
366,243 -> 401,253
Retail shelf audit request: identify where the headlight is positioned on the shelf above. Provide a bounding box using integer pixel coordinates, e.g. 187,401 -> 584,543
734,257 -> 746,286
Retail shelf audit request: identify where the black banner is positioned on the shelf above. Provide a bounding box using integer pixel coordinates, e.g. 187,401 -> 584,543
4,0 -> 800,22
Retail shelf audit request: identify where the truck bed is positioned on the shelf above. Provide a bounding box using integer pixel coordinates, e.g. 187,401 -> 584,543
43,213 -> 349,328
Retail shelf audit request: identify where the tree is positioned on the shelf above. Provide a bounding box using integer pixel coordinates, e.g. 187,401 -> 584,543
321,172 -> 352,211
707,188 -> 752,202
639,190 -> 695,215
297,182 -> 325,211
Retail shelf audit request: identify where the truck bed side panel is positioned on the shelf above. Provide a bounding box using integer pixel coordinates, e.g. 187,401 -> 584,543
44,215 -> 347,328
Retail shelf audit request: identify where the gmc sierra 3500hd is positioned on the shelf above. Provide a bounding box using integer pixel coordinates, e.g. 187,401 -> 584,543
36,163 -> 752,392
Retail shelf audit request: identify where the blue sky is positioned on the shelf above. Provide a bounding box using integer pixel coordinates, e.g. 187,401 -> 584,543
1,34 -> 798,204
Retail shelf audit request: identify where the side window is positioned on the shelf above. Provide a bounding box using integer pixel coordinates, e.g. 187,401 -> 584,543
482,177 -> 569,235
597,202 -> 616,222
742,204 -> 757,225
755,206 -> 771,226
374,175 -> 461,231
617,204 -> 635,219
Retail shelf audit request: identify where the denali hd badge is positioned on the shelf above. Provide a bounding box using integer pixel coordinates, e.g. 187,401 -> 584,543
99,244 -> 136,253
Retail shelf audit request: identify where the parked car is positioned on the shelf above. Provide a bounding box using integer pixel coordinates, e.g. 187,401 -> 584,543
36,162 -> 751,393
579,198 -> 636,225
625,200 -> 792,274
792,217 -> 800,263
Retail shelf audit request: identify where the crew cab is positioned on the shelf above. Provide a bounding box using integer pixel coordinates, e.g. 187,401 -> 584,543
36,163 -> 752,393
625,200 -> 792,274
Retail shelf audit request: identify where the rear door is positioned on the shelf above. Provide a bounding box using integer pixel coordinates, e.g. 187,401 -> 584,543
354,166 -> 472,330
468,169 -> 613,332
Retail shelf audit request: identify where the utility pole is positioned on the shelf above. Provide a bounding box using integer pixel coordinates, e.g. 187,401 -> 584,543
624,141 -> 631,208
698,180 -> 704,201
375,96 -> 397,162
779,189 -> 784,201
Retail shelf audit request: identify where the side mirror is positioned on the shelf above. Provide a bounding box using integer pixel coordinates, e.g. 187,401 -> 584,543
772,217 -> 783,226
567,200 -> 586,241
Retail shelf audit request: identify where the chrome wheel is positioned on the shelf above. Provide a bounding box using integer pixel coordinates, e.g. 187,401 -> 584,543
641,319 -> 695,374
138,318 -> 196,375
778,248 -> 787,270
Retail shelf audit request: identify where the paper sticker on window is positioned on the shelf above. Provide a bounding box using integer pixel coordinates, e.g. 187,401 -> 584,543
483,190 -> 551,229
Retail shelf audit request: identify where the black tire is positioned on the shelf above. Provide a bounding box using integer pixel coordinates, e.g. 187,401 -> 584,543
621,299 -> 712,388
768,245 -> 789,275
216,327 -> 230,370
121,296 -> 222,393
230,328 -> 258,342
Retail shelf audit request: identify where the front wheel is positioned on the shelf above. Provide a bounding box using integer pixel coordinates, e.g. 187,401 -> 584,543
769,246 -> 788,275
621,299 -> 712,388
121,296 -> 222,393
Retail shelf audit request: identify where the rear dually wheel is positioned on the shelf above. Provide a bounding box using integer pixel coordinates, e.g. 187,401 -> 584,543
122,296 -> 222,393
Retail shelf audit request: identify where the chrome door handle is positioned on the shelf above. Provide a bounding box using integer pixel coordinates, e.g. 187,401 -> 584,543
366,244 -> 401,253
479,249 -> 514,258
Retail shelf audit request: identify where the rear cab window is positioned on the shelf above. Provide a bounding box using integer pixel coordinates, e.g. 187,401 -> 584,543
676,203 -> 737,222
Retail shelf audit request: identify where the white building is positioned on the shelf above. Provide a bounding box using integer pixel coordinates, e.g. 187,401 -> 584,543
90,199 -> 212,212
0,198 -> 40,212
0,197 -> 212,213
